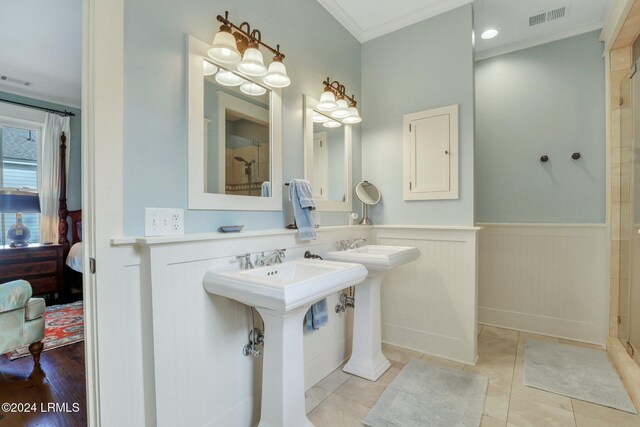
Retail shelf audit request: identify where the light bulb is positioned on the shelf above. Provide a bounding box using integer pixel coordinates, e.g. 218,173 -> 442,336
317,90 -> 337,111
240,81 -> 267,96
203,60 -> 218,76
215,70 -> 244,86
263,57 -> 291,88
238,45 -> 267,76
343,106 -> 362,124
481,29 -> 499,40
331,99 -> 350,118
323,120 -> 341,128
208,26 -> 241,64
313,112 -> 329,123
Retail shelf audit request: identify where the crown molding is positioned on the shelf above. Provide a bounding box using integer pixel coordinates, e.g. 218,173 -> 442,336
475,21 -> 604,61
317,0 -> 472,43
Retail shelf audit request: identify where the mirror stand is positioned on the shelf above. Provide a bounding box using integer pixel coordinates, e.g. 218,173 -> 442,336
360,203 -> 372,225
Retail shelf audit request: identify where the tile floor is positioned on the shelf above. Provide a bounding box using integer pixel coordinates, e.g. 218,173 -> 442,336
305,325 -> 640,426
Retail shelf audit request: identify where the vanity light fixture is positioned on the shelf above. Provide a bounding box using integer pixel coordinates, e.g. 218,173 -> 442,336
312,112 -> 330,123
215,69 -> 245,86
318,78 -> 362,124
323,120 -> 342,128
203,60 -> 218,76
210,12 -> 291,87
240,81 -> 267,96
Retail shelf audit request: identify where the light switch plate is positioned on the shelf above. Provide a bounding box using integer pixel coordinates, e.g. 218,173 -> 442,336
145,208 -> 184,236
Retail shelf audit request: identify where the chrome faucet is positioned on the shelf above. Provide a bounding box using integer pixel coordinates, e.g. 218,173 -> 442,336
255,249 -> 286,266
349,237 -> 367,249
236,254 -> 254,270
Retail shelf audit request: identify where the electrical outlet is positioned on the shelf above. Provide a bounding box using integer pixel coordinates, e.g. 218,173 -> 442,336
145,208 -> 185,236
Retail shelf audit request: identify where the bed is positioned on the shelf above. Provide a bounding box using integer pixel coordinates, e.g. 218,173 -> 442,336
57,132 -> 83,301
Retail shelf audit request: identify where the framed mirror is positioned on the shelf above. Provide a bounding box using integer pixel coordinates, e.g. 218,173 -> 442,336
188,35 -> 282,210
303,95 -> 352,212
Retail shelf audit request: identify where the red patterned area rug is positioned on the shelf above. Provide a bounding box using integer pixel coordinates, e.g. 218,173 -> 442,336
8,301 -> 84,360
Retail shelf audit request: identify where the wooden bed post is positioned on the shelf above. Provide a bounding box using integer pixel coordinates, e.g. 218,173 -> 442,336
58,132 -> 69,253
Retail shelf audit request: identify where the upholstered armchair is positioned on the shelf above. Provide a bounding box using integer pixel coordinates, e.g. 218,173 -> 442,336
0,280 -> 46,368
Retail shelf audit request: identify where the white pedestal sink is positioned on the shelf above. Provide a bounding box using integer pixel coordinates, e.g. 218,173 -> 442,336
325,245 -> 420,381
203,259 -> 367,427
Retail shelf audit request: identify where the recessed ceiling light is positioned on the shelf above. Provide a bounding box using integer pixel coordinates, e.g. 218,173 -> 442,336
481,29 -> 499,40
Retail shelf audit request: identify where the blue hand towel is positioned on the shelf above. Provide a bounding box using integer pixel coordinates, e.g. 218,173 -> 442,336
289,179 -> 316,240
261,181 -> 271,197
305,298 -> 328,331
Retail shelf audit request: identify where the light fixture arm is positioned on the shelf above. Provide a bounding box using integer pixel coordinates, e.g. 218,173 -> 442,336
217,12 -> 285,59
322,78 -> 358,106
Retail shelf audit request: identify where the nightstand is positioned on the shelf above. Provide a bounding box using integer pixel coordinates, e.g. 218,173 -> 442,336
0,244 -> 64,298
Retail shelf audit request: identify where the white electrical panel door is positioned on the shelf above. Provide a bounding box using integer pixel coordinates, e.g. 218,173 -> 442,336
403,105 -> 459,200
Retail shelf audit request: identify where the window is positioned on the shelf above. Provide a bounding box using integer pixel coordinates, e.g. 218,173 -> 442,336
0,123 -> 41,245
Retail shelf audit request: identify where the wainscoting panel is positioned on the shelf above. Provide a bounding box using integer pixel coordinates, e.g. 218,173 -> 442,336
478,224 -> 609,346
373,226 -> 479,365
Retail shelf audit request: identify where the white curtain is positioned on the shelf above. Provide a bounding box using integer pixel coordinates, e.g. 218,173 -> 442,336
39,113 -> 71,243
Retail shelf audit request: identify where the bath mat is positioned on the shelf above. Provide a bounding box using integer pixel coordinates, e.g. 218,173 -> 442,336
8,301 -> 84,360
363,359 -> 488,427
524,338 -> 637,414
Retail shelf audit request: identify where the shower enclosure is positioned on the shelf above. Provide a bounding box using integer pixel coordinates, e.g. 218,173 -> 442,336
618,60 -> 640,364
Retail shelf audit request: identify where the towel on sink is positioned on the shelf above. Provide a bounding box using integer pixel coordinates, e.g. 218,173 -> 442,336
305,298 -> 328,331
289,179 -> 316,241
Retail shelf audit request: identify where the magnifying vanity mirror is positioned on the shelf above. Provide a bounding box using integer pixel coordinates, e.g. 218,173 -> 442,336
355,181 -> 381,225
188,35 -> 282,210
303,95 -> 352,212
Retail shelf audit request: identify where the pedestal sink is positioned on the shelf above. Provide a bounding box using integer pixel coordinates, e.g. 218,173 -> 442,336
203,259 -> 367,427
325,245 -> 420,381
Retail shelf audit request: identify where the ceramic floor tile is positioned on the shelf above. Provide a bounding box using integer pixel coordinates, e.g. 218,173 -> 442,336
464,351 -> 515,390
382,344 -> 423,365
375,364 -> 401,386
479,326 -> 518,356
315,366 -> 352,392
421,353 -> 465,370
308,394 -> 371,427
485,384 -> 510,421
305,386 -> 332,414
507,394 -> 575,427
334,376 -> 387,408
482,415 -> 508,427
572,399 -> 640,427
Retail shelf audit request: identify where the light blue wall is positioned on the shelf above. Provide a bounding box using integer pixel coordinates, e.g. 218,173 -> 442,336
475,31 -> 605,223
0,92 -> 82,210
123,0 -> 361,235
360,5 -> 475,226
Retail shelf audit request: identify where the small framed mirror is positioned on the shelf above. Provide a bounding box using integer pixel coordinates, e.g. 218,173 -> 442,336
355,181 -> 381,225
303,95 -> 352,212
188,35 -> 282,210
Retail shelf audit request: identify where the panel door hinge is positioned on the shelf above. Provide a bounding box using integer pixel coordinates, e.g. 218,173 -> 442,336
409,181 -> 412,190
409,124 -> 412,132
89,257 -> 96,274
617,315 -> 622,324
620,97 -> 624,106
320,140 -> 323,147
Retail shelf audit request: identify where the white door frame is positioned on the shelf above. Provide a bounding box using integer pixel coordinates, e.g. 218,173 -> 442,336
82,0 -> 125,425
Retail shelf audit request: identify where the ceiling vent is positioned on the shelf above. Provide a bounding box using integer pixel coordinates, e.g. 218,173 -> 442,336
0,75 -> 33,87
529,4 -> 569,27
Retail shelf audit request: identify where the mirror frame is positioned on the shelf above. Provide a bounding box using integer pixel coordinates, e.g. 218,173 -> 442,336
187,35 -> 283,210
303,95 -> 352,212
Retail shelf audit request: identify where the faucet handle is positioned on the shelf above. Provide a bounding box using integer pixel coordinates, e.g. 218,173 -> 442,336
236,253 -> 253,269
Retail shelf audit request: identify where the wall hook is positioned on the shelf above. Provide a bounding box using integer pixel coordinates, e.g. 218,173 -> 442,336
571,152 -> 581,160
540,155 -> 549,163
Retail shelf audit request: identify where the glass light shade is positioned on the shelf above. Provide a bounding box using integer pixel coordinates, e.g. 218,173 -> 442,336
208,29 -> 241,64
215,70 -> 244,87
330,99 -> 350,118
323,120 -> 341,128
263,60 -> 291,88
312,112 -> 329,123
317,90 -> 338,111
481,29 -> 499,40
342,106 -> 362,124
203,60 -> 218,76
240,81 -> 267,96
237,47 -> 268,76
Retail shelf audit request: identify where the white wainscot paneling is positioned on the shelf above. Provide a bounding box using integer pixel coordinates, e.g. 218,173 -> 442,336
478,224 -> 609,346
131,226 -> 371,427
373,226 -> 479,365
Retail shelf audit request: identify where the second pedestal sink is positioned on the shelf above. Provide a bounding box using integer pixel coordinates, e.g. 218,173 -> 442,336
203,259 -> 367,427
326,245 -> 420,381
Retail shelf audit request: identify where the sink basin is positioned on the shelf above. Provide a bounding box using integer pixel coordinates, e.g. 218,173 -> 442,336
203,259 -> 367,427
326,244 -> 419,272
325,244 -> 420,381
203,259 -> 367,312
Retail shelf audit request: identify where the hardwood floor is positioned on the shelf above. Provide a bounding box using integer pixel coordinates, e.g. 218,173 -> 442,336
0,342 -> 86,426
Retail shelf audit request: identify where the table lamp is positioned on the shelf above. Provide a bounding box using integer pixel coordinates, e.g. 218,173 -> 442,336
0,188 -> 41,247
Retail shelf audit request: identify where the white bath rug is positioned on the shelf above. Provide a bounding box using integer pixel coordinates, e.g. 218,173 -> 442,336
524,338 -> 637,414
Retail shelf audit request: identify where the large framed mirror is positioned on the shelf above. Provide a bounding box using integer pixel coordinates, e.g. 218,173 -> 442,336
303,95 -> 352,212
188,35 -> 282,210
